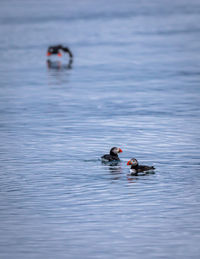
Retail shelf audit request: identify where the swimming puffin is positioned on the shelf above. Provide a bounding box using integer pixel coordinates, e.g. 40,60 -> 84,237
101,147 -> 123,162
47,45 -> 73,59
127,158 -> 155,175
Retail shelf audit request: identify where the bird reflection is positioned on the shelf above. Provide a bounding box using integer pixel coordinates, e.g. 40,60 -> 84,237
126,170 -> 155,183
101,160 -> 122,180
46,58 -> 73,70
109,165 -> 122,180
126,175 -> 138,183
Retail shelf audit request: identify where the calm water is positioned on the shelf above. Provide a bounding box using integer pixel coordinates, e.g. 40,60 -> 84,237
0,0 -> 200,258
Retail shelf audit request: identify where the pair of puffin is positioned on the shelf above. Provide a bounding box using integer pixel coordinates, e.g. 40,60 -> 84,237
101,147 -> 155,176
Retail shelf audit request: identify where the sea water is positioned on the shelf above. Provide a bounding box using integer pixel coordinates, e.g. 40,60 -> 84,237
0,0 -> 200,258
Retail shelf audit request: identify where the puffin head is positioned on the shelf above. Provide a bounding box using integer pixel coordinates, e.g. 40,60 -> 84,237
127,158 -> 138,166
110,147 -> 123,155
47,45 -> 63,57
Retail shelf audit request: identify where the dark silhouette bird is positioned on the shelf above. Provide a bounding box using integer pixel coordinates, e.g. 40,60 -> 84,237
127,158 -> 155,175
101,147 -> 123,162
47,45 -> 73,59
46,45 -> 73,69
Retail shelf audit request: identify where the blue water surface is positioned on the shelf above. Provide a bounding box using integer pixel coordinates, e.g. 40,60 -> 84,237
0,0 -> 200,258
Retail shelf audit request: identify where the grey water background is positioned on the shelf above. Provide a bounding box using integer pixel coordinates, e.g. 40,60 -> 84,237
0,0 -> 200,258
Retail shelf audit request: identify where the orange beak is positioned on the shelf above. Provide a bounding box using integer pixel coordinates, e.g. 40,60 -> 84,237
127,160 -> 131,165
119,148 -> 123,153
58,52 -> 62,57
47,52 -> 51,56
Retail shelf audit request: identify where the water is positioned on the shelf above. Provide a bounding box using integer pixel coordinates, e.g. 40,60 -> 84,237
0,0 -> 200,258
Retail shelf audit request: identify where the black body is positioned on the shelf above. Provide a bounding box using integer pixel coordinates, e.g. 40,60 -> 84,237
47,45 -> 73,58
101,154 -> 120,162
101,147 -> 121,162
131,164 -> 155,173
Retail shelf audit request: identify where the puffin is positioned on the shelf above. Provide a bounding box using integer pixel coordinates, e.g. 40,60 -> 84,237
127,158 -> 155,175
101,147 -> 123,162
47,45 -> 73,59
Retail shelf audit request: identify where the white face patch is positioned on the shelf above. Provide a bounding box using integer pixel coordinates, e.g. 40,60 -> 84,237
112,148 -> 118,154
131,159 -> 138,166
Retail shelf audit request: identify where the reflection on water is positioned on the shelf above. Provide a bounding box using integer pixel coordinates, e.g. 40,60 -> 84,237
46,59 -> 73,70
108,166 -> 122,180
46,61 -> 72,86
102,161 -> 123,180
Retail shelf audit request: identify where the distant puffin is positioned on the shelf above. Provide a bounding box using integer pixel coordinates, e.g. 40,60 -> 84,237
127,158 -> 155,175
101,147 -> 123,162
46,45 -> 73,69
47,45 -> 73,59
